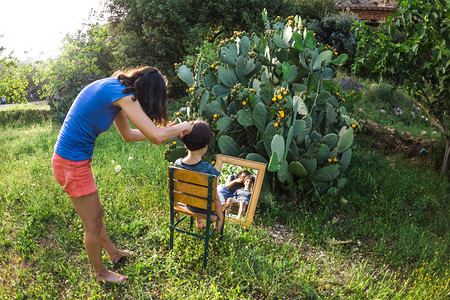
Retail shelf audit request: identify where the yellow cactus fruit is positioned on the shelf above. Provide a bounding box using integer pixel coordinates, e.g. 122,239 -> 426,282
277,94 -> 283,100
328,158 -> 332,163
242,101 -> 247,105
274,123 -> 279,127
351,124 -> 356,128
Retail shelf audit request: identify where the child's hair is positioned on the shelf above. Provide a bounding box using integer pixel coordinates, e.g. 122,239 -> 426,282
244,175 -> 255,185
181,120 -> 212,151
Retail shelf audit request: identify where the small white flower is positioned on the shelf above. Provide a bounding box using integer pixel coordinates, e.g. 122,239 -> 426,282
152,254 -> 158,258
114,165 -> 122,172
128,156 -> 133,160
111,160 -> 115,164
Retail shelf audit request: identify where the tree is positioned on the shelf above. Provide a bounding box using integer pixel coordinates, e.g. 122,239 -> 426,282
0,54 -> 32,104
306,12 -> 359,67
352,0 -> 450,175
35,24 -> 116,120
105,0 -> 297,95
296,0 -> 336,21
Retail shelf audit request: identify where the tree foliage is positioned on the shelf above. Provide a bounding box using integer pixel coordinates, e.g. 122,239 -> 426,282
296,0 -> 336,21
105,0 -> 297,95
35,24 -> 116,120
307,12 -> 359,67
0,52 -> 32,104
352,0 -> 450,174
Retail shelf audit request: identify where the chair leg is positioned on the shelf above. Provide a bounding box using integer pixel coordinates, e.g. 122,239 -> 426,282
219,221 -> 225,242
170,215 -> 174,250
190,216 -> 194,231
203,225 -> 210,269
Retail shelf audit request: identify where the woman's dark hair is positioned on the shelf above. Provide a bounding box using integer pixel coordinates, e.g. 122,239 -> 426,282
112,66 -> 168,126
181,120 -> 212,151
236,170 -> 251,178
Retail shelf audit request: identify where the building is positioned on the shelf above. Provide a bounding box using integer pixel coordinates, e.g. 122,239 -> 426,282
336,0 -> 398,27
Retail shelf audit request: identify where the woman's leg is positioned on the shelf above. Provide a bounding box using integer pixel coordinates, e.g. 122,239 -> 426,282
99,219 -> 134,263
71,192 -> 127,283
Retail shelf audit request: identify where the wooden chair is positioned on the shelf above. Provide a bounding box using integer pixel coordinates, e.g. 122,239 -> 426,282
167,166 -> 227,268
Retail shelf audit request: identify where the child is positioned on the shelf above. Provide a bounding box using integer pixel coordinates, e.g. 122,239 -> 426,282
174,120 -> 224,232
226,175 -> 254,219
217,170 -> 251,205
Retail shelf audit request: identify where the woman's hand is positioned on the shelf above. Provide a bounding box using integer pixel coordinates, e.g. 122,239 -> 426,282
235,177 -> 244,183
178,121 -> 193,139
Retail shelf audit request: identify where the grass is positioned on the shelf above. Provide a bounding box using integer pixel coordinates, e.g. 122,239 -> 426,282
0,104 -> 448,299
335,73 -> 441,139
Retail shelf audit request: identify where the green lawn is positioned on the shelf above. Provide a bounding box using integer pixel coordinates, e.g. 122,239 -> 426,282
0,105 -> 448,299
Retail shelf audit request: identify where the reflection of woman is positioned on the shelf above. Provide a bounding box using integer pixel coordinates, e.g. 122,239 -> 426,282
51,66 -> 193,283
218,170 -> 251,204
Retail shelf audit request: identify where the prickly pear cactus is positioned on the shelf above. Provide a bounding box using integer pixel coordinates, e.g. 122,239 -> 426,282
168,10 -> 359,197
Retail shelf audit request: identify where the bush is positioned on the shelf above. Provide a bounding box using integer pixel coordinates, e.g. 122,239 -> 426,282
0,105 -> 52,126
167,11 -> 358,200
306,12 -> 359,67
296,0 -> 336,21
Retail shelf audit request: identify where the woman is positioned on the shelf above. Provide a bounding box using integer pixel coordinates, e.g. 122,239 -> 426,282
52,66 -> 192,283
217,170 -> 251,204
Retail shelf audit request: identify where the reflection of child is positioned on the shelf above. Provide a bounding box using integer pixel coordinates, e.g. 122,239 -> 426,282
218,170 -> 251,204
174,120 -> 224,232
226,175 -> 254,219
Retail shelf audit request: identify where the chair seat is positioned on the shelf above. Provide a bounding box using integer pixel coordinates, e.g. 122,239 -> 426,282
174,203 -> 218,222
174,202 -> 229,222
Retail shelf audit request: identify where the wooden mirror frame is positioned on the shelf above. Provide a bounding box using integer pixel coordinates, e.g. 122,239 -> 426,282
214,154 -> 267,227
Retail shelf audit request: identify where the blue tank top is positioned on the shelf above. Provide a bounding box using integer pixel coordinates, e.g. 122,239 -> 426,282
54,78 -> 133,161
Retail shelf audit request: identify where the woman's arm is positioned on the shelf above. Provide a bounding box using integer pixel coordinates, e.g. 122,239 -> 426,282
224,175 -> 243,188
113,110 -> 147,142
113,95 -> 191,144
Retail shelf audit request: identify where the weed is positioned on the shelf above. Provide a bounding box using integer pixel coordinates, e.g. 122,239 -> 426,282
0,104 -> 448,299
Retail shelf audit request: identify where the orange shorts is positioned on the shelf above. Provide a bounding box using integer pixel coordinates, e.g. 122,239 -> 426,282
51,153 -> 98,198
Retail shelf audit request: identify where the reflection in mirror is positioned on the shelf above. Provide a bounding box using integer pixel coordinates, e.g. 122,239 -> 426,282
214,155 -> 266,227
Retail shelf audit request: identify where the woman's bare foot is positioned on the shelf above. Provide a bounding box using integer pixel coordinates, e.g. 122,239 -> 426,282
96,270 -> 128,283
195,218 -> 206,229
110,249 -> 134,264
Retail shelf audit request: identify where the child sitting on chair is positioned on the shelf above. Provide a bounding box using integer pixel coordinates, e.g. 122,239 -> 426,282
174,120 -> 224,232
226,175 -> 254,220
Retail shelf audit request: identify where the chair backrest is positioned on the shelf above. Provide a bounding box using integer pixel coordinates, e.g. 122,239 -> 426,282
168,167 -> 217,211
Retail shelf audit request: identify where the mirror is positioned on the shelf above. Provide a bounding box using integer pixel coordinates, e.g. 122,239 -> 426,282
214,154 -> 267,227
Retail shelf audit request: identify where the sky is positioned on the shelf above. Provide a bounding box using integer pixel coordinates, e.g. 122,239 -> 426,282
0,0 -> 105,61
